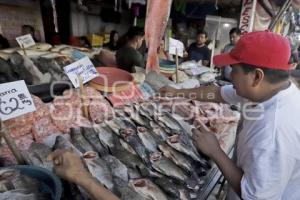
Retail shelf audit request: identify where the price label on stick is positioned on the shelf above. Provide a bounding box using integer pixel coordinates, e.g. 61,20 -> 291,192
16,34 -> 36,48
0,80 -> 36,121
64,56 -> 99,88
169,38 -> 184,57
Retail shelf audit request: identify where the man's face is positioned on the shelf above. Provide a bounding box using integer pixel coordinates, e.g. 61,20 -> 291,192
113,33 -> 119,43
230,64 -> 255,99
196,34 -> 207,45
230,33 -> 240,45
137,36 -> 144,49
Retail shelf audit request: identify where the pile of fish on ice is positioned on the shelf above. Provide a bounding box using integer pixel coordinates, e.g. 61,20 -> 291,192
0,85 -> 240,199
0,43 -> 101,85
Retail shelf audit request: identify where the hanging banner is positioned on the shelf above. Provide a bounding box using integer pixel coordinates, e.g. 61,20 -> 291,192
239,0 -> 257,34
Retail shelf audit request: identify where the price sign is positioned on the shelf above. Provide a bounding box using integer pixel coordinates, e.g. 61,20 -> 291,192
0,80 -> 36,121
16,34 -> 36,48
64,56 -> 99,88
169,38 -> 184,57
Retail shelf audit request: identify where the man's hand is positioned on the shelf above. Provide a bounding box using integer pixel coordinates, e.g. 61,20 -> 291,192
159,86 -> 177,97
193,126 -> 243,197
47,150 -> 91,184
192,126 -> 222,159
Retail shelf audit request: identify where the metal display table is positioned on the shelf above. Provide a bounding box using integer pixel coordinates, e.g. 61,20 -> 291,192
198,148 -> 234,200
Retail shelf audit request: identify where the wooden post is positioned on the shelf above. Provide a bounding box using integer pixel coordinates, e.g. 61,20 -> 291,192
0,120 -> 26,164
175,48 -> 179,84
78,76 -> 89,119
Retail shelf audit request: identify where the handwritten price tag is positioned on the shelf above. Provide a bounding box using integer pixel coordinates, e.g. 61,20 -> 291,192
64,56 -> 99,88
0,80 -> 36,121
169,38 -> 184,57
16,34 -> 36,48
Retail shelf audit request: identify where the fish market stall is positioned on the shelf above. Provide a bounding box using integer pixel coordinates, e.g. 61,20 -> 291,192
0,68 -> 239,199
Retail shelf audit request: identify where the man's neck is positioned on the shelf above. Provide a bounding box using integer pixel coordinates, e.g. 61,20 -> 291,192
257,81 -> 290,102
196,43 -> 205,48
127,41 -> 137,49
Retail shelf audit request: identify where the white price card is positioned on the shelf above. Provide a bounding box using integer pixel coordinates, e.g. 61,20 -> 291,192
0,80 -> 36,121
169,38 -> 184,57
64,56 -> 99,88
16,34 -> 36,48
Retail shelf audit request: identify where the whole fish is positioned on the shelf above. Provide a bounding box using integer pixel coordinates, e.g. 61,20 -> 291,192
127,105 -> 151,128
166,134 -> 210,168
158,143 -> 193,173
110,138 -> 160,179
27,143 -> 53,171
119,128 -> 150,165
0,189 -> 48,200
113,177 -> 147,200
105,118 -> 125,136
70,128 -> 95,154
82,127 -> 108,156
157,112 -> 183,132
119,138 -> 138,155
0,58 -> 17,83
137,127 -> 160,152
129,179 -> 168,200
83,151 -> 114,191
96,124 -> 117,151
106,118 -> 136,136
149,121 -> 169,140
140,101 -> 157,117
0,169 -> 39,193
153,177 -> 182,199
150,152 -> 188,182
53,135 -> 82,156
145,0 -> 173,73
103,155 -> 128,183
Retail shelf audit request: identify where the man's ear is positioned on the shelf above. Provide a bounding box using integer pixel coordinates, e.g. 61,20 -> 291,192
252,68 -> 264,87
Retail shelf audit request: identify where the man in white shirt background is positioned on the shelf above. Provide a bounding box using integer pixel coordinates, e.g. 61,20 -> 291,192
160,31 -> 300,200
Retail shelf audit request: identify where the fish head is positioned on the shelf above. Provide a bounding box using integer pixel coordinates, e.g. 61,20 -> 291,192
119,128 -> 135,138
150,152 -> 162,163
137,126 -> 147,133
167,134 -> 180,144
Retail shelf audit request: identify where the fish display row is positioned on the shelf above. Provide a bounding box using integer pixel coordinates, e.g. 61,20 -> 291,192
24,109 -> 216,200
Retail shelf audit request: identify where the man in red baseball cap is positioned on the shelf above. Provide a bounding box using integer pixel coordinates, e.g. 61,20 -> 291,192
160,31 -> 300,199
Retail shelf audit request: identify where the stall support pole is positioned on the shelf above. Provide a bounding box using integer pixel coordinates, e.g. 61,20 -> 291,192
269,0 -> 292,31
78,76 -> 89,119
175,48 -> 179,84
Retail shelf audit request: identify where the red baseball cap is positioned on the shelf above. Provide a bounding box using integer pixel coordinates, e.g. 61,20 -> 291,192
213,31 -> 291,70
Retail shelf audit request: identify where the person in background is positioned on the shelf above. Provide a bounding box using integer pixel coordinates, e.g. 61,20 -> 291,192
221,28 -> 241,81
21,25 -> 39,42
116,26 -> 145,73
104,30 -> 119,51
186,30 -> 211,66
158,38 -> 172,61
79,36 -> 92,48
48,150 -> 119,200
